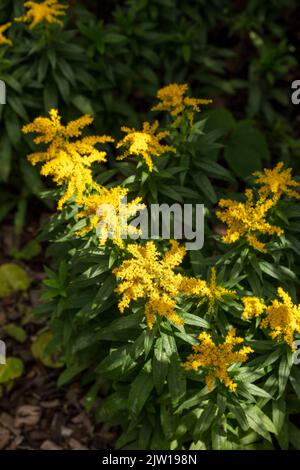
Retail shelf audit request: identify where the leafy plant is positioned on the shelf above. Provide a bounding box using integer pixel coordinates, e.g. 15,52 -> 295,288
23,84 -> 300,450
0,357 -> 24,396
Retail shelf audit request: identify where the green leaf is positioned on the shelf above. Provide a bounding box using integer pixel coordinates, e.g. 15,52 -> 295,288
245,405 -> 277,441
225,122 -> 269,179
0,263 -> 31,298
57,363 -> 86,387
128,361 -> 153,418
0,357 -> 24,384
168,353 -> 186,405
193,403 -> 217,438
20,157 -> 45,197
243,382 -> 273,399
84,382 -> 102,412
289,422 -> 300,449
31,330 -> 63,369
97,312 -> 142,341
152,337 -> 169,394
96,346 -> 135,378
11,240 -> 41,261
228,403 -> 249,431
176,386 -> 210,413
159,184 -> 183,202
4,109 -> 21,145
14,197 -> 27,236
105,33 -> 127,44
211,419 -> 233,450
72,95 -> 94,115
3,324 -> 27,344
204,108 -> 235,135
194,159 -> 235,183
43,82 -> 58,110
278,350 -> 293,397
272,398 -> 286,435
289,366 -> 300,400
180,312 -> 210,329
0,134 -> 12,182
96,389 -> 128,423
192,172 -> 217,203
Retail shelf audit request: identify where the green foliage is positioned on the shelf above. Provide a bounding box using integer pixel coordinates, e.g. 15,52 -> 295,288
0,262 -> 31,298
3,323 -> 27,343
31,330 -> 64,369
31,86 -> 300,450
0,357 -> 24,396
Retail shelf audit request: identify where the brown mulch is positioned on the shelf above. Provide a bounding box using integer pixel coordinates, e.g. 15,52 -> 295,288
0,222 -> 118,450
0,369 -> 117,450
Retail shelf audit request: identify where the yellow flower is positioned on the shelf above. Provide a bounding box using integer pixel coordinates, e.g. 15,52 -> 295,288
185,328 -> 253,392
116,121 -> 175,172
205,268 -> 236,311
242,296 -> 265,320
216,189 -> 283,252
76,185 -> 145,248
152,83 -> 212,126
254,162 -> 300,202
22,109 -> 114,209
113,240 -> 208,329
0,23 -> 12,46
15,0 -> 68,29
181,267 -> 235,312
261,288 -> 300,349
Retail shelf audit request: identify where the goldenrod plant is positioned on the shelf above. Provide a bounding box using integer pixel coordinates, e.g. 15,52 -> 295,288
23,84 -> 300,450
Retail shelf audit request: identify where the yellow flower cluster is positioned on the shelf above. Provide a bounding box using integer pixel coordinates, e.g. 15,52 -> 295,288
0,23 -> 12,47
152,83 -> 212,126
261,288 -> 300,349
76,186 -> 145,248
217,163 -> 300,253
242,296 -> 265,320
216,189 -> 283,252
22,109 -> 114,209
241,289 -> 300,348
15,0 -> 68,29
178,268 -> 234,310
116,121 -> 175,172
254,162 -> 300,202
113,240 -> 208,329
185,328 -> 253,392
204,268 -> 236,311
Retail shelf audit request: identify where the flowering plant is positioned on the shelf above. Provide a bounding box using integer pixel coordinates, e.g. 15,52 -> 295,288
21,83 -> 300,450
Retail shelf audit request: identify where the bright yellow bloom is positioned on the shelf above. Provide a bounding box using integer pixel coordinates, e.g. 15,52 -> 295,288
185,328 -> 253,392
178,276 -> 210,297
22,109 -> 114,209
113,240 -> 208,329
152,83 -> 212,126
15,0 -> 68,29
181,267 -> 235,311
242,296 -> 265,320
76,185 -> 145,248
204,268 -> 236,311
254,162 -> 300,202
261,288 -> 300,349
216,189 -> 283,252
0,23 -> 12,46
116,121 -> 175,172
